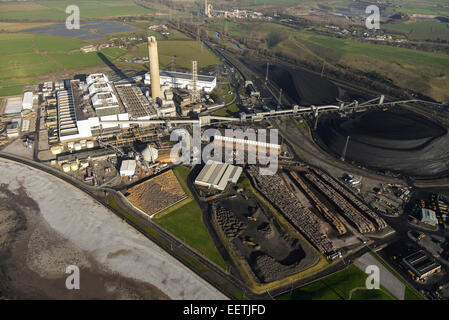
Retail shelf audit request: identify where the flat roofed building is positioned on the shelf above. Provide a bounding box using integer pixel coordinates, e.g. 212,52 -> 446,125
420,208 -> 438,227
145,71 -> 217,93
22,92 -> 33,110
195,160 -> 242,191
87,73 -> 109,86
116,86 -> 158,120
4,97 -> 23,116
402,250 -> 442,281
120,160 -> 137,177
6,118 -> 21,138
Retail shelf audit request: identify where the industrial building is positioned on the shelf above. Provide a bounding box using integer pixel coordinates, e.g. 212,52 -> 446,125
6,119 -> 21,138
3,97 -> 23,117
402,250 -> 442,281
116,86 -> 158,120
195,160 -> 242,191
213,133 -> 281,154
145,71 -> 217,93
420,208 -> 438,227
57,77 -> 131,142
22,92 -> 33,110
120,160 -> 137,177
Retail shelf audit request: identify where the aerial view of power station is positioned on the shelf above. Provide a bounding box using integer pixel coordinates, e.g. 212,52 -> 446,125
1,0 -> 449,307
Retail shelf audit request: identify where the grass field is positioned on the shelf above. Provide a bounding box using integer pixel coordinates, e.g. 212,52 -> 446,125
0,32 -> 127,97
124,40 -> 220,70
276,265 -> 395,300
213,104 -> 239,117
384,21 -> 449,42
0,0 -> 152,21
153,166 -> 227,270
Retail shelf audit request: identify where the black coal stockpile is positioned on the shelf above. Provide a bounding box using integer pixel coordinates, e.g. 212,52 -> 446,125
316,109 -> 449,178
242,60 -> 340,105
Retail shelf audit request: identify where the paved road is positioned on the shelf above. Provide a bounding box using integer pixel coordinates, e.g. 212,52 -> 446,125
354,252 -> 405,300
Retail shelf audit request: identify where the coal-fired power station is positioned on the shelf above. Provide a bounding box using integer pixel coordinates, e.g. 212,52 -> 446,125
148,36 -> 162,101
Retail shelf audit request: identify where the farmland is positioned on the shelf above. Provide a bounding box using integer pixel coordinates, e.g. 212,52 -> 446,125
124,40 -> 220,70
0,0 -> 152,22
0,32 -> 127,97
384,21 -> 449,42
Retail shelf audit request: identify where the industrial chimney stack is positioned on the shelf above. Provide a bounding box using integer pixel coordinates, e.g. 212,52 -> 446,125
148,36 -> 161,101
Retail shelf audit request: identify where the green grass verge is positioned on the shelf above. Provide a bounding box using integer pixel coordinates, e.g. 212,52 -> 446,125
213,104 -> 239,117
153,166 -> 227,270
277,265 -> 394,300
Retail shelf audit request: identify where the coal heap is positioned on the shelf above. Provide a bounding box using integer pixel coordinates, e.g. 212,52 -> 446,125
316,109 -> 449,178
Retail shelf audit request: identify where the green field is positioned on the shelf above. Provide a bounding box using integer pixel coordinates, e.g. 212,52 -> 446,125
384,21 -> 449,42
153,166 -> 227,270
213,104 -> 239,117
124,40 -> 220,70
0,0 -> 152,21
277,265 -> 395,300
0,32 -> 128,97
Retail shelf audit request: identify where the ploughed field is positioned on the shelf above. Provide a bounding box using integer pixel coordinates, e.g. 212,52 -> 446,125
316,108 -> 449,178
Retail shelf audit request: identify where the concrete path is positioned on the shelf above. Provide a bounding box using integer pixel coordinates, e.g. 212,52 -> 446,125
354,252 -> 405,300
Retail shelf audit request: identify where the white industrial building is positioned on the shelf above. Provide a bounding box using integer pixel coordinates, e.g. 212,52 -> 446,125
3,97 -> 23,116
145,71 -> 217,93
22,92 -> 33,110
420,209 -> 438,227
120,160 -> 137,177
58,77 -> 130,142
213,134 -> 281,153
194,160 -> 242,191
87,73 -> 109,86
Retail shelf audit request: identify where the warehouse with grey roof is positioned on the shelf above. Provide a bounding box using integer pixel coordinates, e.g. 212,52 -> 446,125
195,160 -> 242,191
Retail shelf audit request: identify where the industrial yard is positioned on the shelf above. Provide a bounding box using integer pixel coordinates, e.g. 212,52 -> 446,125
126,170 -> 187,217
1,0 -> 449,303
211,195 -> 319,284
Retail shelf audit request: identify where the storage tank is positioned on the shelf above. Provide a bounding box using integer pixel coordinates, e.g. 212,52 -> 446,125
62,163 -> 71,173
70,161 -> 79,171
80,161 -> 89,169
142,145 -> 158,162
51,145 -> 64,155
86,140 -> 95,149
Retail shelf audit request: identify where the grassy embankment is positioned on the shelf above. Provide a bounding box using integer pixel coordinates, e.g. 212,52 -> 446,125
153,166 -> 227,270
277,265 -> 395,300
